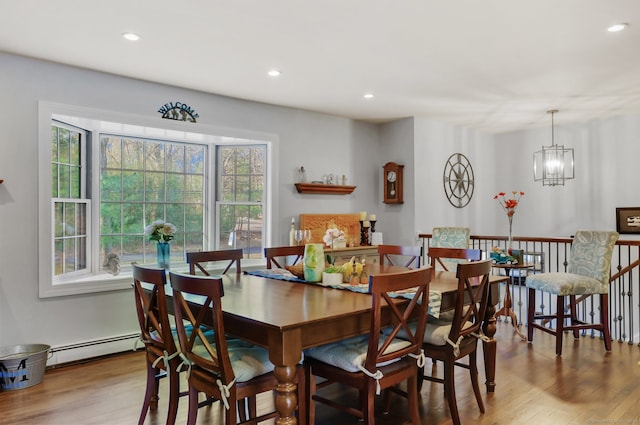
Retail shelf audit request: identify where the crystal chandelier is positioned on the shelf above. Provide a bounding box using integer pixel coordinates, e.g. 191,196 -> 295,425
533,110 -> 574,186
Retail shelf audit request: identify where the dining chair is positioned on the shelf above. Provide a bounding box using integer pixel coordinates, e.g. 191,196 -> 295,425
431,227 -> 471,271
525,230 -> 619,356
169,271 -> 305,425
303,267 -> 432,425
264,245 -> 305,269
186,248 -> 243,275
418,259 -> 492,425
378,244 -> 422,268
428,247 -> 482,272
132,263 -> 183,425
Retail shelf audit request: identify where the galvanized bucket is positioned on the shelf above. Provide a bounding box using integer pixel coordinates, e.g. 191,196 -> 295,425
0,344 -> 51,391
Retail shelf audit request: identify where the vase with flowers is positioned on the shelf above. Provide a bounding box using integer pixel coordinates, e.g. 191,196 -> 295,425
145,220 -> 176,269
323,227 -> 346,249
493,191 -> 524,251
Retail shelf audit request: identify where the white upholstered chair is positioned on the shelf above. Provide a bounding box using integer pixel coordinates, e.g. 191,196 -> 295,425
525,230 -> 619,356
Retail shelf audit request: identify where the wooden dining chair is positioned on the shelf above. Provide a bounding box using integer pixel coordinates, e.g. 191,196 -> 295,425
378,244 -> 422,268
525,230 -> 619,356
304,268 -> 432,425
264,245 -> 304,269
428,247 -> 482,271
418,259 -> 492,425
132,263 -> 183,425
168,271 -> 305,425
186,249 -> 243,275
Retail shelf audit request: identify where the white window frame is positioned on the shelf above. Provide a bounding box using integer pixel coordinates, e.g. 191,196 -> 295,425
38,101 -> 276,298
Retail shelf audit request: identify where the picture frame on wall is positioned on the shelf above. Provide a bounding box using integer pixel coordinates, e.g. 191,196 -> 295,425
616,207 -> 640,234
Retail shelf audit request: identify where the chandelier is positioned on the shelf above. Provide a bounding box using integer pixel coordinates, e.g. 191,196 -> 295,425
533,110 -> 574,186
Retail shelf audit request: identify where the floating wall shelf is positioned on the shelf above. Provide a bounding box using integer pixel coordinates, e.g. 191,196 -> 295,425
295,183 -> 356,195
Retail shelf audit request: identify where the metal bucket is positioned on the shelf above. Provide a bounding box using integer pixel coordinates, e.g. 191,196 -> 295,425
0,344 -> 51,391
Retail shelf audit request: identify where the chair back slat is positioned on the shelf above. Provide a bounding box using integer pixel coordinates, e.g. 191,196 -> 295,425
428,247 -> 482,271
132,264 -> 176,355
365,267 -> 431,372
264,245 -> 305,269
169,272 -> 235,382
186,249 -> 243,275
448,260 -> 492,342
377,245 -> 422,268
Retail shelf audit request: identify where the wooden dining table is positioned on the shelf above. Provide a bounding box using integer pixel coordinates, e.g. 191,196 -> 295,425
165,264 -> 507,425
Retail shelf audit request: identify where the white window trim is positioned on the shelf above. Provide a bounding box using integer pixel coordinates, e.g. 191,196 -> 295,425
38,101 -> 278,298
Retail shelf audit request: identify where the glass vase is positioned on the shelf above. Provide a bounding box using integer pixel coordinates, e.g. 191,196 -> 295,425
303,243 -> 325,282
507,214 -> 514,253
157,242 -> 170,270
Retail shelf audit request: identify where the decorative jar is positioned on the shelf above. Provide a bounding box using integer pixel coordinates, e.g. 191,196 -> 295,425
303,244 -> 325,282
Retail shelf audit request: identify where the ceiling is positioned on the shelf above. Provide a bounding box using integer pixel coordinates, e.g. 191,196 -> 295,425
2,0 -> 639,134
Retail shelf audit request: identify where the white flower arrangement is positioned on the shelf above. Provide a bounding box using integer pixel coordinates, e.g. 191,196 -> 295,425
323,227 -> 345,248
145,220 -> 177,243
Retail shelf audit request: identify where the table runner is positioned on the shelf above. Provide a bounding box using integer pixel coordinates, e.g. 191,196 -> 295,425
245,269 -> 442,318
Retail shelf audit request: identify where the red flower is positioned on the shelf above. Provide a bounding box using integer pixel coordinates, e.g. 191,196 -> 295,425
493,191 -> 524,217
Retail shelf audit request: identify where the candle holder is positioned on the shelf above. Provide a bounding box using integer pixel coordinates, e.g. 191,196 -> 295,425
360,221 -> 370,246
370,220 -> 376,233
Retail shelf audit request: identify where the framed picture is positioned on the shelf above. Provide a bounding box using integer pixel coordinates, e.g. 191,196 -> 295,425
616,207 -> 640,234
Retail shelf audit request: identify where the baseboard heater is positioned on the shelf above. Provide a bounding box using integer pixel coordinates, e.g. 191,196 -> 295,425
48,332 -> 141,367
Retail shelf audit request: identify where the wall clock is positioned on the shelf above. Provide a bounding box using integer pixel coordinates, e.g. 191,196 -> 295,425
383,162 -> 404,204
443,153 -> 474,208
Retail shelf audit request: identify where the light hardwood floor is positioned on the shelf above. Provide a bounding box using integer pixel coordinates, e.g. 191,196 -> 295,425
1,323 -> 640,425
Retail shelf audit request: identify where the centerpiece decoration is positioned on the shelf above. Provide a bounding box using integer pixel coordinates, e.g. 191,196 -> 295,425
493,190 -> 524,252
323,227 -> 346,249
322,255 -> 345,285
145,220 -> 176,269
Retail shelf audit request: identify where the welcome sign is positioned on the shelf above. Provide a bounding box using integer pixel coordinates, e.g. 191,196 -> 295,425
158,101 -> 199,122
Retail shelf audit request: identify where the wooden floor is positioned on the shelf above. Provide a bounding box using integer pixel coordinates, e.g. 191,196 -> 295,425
2,323 -> 640,425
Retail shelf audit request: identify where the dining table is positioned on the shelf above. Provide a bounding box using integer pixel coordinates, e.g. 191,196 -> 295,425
163,264 -> 507,425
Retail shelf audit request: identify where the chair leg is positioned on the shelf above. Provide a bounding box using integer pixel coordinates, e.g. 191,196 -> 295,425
527,288 -> 535,342
569,295 -> 580,339
407,374 -> 421,425
468,350 -> 485,413
186,386 -> 199,425
601,293 -> 612,351
139,363 -> 158,425
556,295 -> 565,356
305,362 -> 316,425
444,359 -> 461,425
296,365 -> 307,425
166,368 -> 180,425
416,365 -> 425,392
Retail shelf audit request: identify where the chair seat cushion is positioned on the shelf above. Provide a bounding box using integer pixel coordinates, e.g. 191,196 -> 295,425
525,272 -> 606,295
423,318 -> 473,346
303,335 -> 411,373
192,338 -> 274,382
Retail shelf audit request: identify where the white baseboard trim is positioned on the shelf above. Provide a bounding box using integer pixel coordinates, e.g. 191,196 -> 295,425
47,333 -> 141,367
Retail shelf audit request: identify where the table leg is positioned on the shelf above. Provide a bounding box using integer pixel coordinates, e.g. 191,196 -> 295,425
274,365 -> 299,425
483,298 -> 497,392
269,330 -> 303,425
494,278 -> 527,340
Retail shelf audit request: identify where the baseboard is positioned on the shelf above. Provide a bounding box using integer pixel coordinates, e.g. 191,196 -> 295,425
47,333 -> 141,367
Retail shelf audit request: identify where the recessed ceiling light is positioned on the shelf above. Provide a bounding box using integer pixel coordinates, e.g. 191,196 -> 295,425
267,69 -> 281,77
607,23 -> 629,32
122,32 -> 141,41
363,93 -> 374,99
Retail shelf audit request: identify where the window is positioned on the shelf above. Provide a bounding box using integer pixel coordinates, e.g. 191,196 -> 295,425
217,146 -> 265,258
51,122 -> 89,277
99,135 -> 206,267
38,102 -> 272,298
